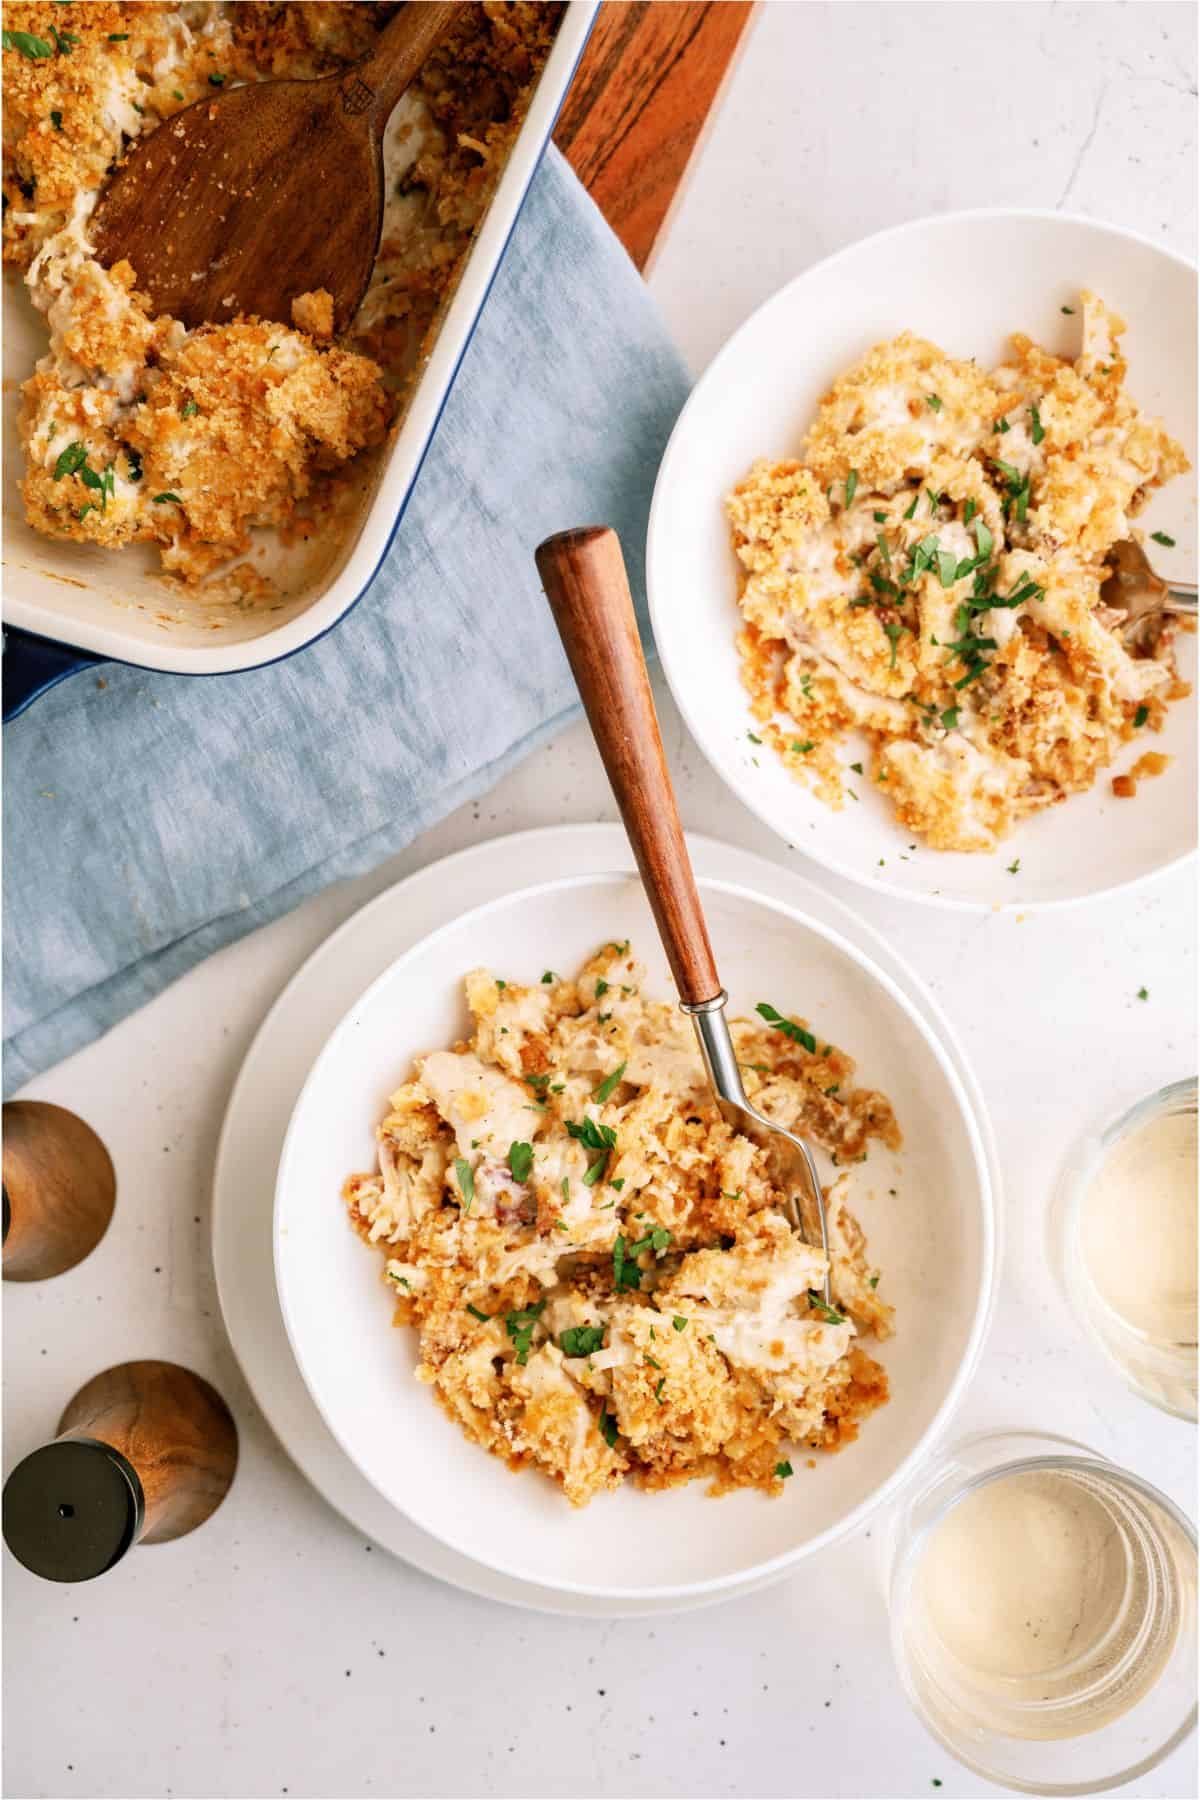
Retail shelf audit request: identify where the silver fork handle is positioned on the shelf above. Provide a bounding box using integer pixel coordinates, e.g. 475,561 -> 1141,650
1166,580 -> 1198,612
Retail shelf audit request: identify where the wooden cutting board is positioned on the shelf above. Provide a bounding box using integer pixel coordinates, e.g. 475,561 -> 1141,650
555,1 -> 757,273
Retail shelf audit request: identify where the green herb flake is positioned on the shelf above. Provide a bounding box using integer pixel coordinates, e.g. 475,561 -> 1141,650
654,1377 -> 666,1405
152,492 -> 182,504
560,1324 -> 604,1358
541,970 -> 557,983
850,760 -> 864,774
504,1299 -> 547,1365
595,978 -> 609,998
466,1303 -> 490,1323
1061,305 -> 1074,315
756,1001 -> 816,1054
1150,530 -> 1176,548
844,469 -> 859,508
925,394 -> 943,412
108,33 -> 130,41
940,708 -> 959,730
208,71 -> 226,85
52,441 -> 88,481
1006,858 -> 1020,875
49,108 -> 63,129
612,1233 -> 641,1292
868,1275 -> 880,1289
672,1316 -> 687,1332
1134,704 -> 1149,729
3,29 -> 55,58
1137,986 -> 1149,1001
454,1157 -> 474,1213
903,492 -> 919,521
1030,403 -> 1045,446
181,398 -> 199,419
507,1140 -> 533,1183
774,1460 -> 794,1479
747,730 -> 762,744
807,1290 -> 846,1324
791,739 -> 815,755
599,1410 -> 619,1447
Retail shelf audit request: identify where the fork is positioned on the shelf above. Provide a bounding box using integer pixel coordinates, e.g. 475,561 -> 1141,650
536,525 -> 832,1302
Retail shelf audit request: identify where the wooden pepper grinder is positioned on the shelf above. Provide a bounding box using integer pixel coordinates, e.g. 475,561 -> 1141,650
3,1100 -> 116,1280
3,1361 -> 238,1582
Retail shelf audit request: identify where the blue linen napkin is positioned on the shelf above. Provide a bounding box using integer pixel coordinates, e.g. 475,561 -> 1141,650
3,146 -> 691,1093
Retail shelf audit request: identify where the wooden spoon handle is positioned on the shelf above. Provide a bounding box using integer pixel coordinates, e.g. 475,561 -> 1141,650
351,1 -> 459,124
536,527 -> 722,1009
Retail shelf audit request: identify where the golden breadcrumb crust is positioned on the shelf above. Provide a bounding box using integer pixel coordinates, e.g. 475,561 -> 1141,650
343,943 -> 900,1508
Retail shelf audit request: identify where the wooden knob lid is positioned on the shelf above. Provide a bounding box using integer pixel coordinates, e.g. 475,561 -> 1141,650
3,1101 -> 116,1281
3,1361 -> 237,1582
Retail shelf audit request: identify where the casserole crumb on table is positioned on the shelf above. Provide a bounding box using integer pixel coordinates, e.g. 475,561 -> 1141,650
2,1 -> 562,589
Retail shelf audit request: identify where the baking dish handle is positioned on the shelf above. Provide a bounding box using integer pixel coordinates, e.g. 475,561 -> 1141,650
2,629 -> 102,723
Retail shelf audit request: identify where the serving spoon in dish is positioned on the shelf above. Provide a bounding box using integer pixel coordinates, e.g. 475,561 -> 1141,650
536,526 -> 832,1303
89,1 -> 458,334
1102,535 -> 1198,648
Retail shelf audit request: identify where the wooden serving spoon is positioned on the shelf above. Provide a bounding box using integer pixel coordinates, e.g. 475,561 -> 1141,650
89,1 -> 459,335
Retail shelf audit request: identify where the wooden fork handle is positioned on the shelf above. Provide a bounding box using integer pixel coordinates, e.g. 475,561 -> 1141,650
536,527 -> 722,1009
351,1 -> 459,125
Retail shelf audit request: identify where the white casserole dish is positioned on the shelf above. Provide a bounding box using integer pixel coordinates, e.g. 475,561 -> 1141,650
1,1 -> 598,707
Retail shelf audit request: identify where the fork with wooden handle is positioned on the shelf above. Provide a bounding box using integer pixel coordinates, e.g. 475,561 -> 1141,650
535,525 -> 831,1299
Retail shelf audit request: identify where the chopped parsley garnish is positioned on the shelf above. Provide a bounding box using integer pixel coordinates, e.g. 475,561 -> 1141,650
108,33 -> 130,42
181,398 -> 199,419
850,760 -> 864,774
541,970 -> 557,983
654,1377 -> 666,1405
883,622 -> 905,668
756,1001 -> 816,1054
454,1157 -> 474,1212
52,441 -> 88,481
1150,530 -> 1176,548
561,1177 -> 570,1204
1006,858 -> 1020,875
747,730 -> 762,745
507,1140 -> 533,1183
868,1275 -> 880,1289
125,447 -> 142,482
963,499 -> 977,526
466,1303 -> 490,1323
873,510 -> 887,523
934,548 -> 958,589
599,1410 -> 619,1447
153,492 -> 182,504
1137,986 -> 1149,1001
567,1114 -> 617,1185
672,1316 -> 688,1332
1134,704 -> 1149,729
612,1233 -> 641,1292
49,108 -> 62,129
791,739 -> 814,755
628,1226 -> 671,1257
1030,403 -> 1045,445
774,1460 -> 794,1479
495,978 -> 506,990
524,1071 -> 550,1092
560,1324 -> 604,1358
925,394 -> 942,412
2,29 -> 54,58
844,469 -> 858,508
595,978 -> 609,998
940,707 -> 959,730
1061,305 -> 1074,314
807,1290 -> 846,1324
208,71 -> 226,85
504,1299 -> 546,1364
903,492 -> 919,521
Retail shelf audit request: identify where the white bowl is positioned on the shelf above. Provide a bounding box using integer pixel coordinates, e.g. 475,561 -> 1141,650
274,870 -> 995,1602
647,210 -> 1197,912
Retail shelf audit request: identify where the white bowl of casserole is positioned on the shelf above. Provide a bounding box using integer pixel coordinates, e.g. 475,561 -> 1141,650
273,870 -> 995,1603
647,211 -> 1197,911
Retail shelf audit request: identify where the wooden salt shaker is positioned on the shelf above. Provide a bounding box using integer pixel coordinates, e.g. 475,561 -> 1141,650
2,1101 -> 116,1280
3,1361 -> 238,1582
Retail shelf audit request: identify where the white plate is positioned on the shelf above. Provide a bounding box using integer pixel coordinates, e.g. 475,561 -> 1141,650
273,847 -> 995,1603
213,824 -> 1001,1615
647,210 -> 1197,913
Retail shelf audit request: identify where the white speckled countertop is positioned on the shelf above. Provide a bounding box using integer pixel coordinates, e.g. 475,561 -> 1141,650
4,4 -> 1196,1797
